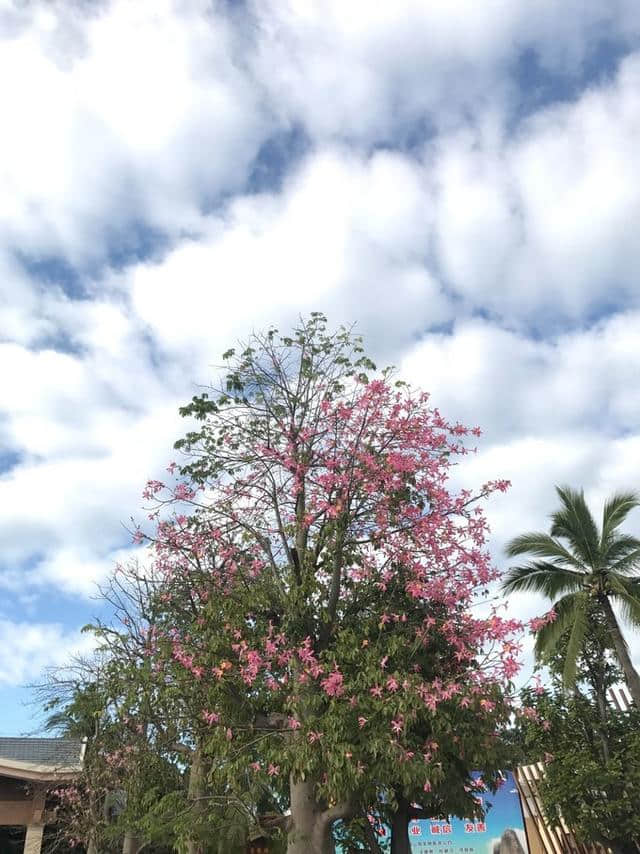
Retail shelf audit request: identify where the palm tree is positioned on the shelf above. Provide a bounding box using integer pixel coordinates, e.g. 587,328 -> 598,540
502,486 -> 640,706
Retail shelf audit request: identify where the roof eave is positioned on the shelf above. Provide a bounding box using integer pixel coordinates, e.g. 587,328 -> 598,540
0,760 -> 82,782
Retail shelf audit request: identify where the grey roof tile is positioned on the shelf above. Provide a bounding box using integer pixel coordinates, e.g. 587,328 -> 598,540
0,738 -> 83,767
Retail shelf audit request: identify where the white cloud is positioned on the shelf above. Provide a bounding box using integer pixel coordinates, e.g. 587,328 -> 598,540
247,0 -> 640,140
431,52 -> 640,321
121,48 -> 640,356
0,619 -> 95,685
0,0 -> 270,265
0,399 -> 184,588
0,314 -> 187,596
129,146 -> 450,364
401,312 -> 640,442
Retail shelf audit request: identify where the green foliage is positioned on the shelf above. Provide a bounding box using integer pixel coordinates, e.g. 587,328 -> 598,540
509,617 -> 639,851
43,680 -> 107,739
174,313 -> 379,484
517,685 -> 640,850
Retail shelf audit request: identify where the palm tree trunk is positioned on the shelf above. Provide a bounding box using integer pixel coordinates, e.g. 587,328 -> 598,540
595,682 -> 610,763
601,596 -> 640,707
581,651 -> 610,762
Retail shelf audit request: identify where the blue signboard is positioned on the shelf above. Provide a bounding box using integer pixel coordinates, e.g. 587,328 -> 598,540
369,772 -> 530,854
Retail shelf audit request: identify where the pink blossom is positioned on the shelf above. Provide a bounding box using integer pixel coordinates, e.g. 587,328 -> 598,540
391,717 -> 404,735
321,669 -> 345,698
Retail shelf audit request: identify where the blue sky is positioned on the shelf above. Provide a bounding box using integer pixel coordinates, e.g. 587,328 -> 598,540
2,0 -> 640,735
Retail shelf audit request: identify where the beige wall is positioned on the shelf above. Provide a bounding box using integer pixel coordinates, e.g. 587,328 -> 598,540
0,776 -> 43,828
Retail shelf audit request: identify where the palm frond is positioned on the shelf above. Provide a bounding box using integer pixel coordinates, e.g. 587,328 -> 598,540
43,711 -> 72,733
501,563 -> 585,598
601,490 -> 640,546
562,593 -> 589,690
601,533 -> 640,563
625,578 -> 640,597
608,575 -> 640,630
607,545 -> 640,575
504,533 -> 585,569
534,593 -> 582,661
550,485 -> 600,568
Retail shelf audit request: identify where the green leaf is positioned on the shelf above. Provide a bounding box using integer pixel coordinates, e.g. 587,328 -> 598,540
601,490 -> 640,547
562,594 -> 589,690
534,594 -> 583,661
550,485 -> 600,569
501,563 -> 585,597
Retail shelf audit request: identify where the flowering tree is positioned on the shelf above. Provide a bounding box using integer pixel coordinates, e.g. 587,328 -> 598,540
84,563 -> 272,854
40,648 -> 185,854
138,315 -> 524,854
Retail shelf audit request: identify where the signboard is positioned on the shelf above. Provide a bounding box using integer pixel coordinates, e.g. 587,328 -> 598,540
374,772 -> 530,854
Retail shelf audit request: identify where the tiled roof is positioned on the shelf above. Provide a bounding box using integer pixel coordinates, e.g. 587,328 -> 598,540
0,738 -> 84,768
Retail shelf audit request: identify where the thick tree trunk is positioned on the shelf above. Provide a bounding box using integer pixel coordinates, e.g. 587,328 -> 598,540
287,777 -> 341,854
122,832 -> 143,854
601,596 -> 640,707
287,779 -> 323,854
390,795 -> 410,854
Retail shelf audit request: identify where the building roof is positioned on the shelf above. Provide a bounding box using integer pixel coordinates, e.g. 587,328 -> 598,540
0,738 -> 84,782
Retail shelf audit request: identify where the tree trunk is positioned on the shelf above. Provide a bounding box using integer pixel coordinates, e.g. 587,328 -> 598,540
592,664 -> 610,762
390,795 -> 410,854
122,832 -> 143,854
601,596 -> 640,707
287,777 -> 339,854
287,778 -> 322,854
187,743 -> 206,854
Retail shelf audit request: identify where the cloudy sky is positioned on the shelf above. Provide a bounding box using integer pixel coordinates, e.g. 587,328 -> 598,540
2,0 -> 640,735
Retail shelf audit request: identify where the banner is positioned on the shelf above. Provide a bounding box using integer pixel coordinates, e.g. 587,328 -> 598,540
377,771 -> 530,854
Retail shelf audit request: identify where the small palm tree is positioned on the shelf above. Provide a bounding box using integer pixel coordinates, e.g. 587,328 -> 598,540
502,486 -> 640,706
